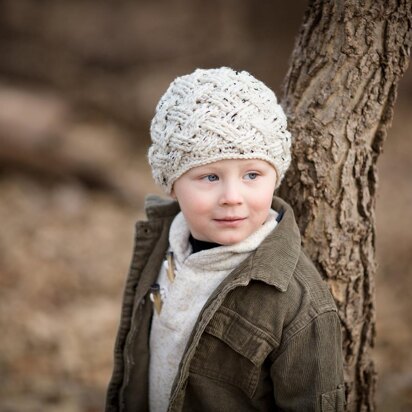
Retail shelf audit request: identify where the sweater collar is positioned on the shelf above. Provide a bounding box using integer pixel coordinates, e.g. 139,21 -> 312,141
168,210 -> 279,273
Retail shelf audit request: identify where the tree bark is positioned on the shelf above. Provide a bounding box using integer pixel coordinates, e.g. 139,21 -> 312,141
279,1 -> 411,410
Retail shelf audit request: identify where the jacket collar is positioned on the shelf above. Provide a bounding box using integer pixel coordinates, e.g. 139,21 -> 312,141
143,194 -> 302,292
144,194 -> 180,219
248,196 -> 301,292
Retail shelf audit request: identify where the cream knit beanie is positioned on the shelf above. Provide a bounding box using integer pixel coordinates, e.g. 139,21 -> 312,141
148,67 -> 292,194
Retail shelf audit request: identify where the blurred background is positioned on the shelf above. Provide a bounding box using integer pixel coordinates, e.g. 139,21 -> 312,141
0,1 -> 411,411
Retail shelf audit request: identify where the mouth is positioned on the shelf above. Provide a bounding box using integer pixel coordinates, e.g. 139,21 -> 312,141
214,216 -> 246,222
213,217 -> 246,226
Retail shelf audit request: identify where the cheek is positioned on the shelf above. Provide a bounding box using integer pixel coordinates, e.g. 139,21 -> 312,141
180,196 -> 213,217
192,199 -> 213,216
250,191 -> 274,218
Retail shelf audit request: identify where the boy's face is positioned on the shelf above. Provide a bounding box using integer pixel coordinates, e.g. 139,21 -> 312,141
171,159 -> 277,246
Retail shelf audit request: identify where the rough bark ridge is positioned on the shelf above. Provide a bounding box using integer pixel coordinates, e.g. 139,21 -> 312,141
279,1 -> 411,410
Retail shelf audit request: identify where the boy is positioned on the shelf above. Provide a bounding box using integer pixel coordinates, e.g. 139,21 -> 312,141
106,67 -> 345,411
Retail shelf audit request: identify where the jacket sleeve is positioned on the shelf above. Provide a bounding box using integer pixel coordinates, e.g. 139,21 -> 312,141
270,310 -> 345,411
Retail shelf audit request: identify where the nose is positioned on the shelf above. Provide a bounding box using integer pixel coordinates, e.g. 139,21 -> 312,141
219,180 -> 243,206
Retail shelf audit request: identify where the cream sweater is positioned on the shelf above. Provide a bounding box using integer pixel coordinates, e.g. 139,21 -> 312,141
149,210 -> 279,412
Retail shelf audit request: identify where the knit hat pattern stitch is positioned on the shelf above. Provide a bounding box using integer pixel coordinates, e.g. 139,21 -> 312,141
148,67 -> 292,193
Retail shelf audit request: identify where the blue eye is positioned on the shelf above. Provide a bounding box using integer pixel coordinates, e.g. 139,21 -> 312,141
205,174 -> 219,182
245,172 -> 258,180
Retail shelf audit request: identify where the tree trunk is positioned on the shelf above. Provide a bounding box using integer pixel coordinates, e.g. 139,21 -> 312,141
279,1 -> 411,410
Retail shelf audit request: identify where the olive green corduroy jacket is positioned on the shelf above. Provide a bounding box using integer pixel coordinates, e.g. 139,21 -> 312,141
105,195 -> 345,412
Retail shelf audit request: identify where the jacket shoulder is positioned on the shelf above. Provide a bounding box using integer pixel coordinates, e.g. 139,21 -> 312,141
280,250 -> 338,339
144,194 -> 180,220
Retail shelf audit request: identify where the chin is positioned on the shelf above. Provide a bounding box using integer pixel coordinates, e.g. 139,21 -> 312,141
217,235 -> 245,246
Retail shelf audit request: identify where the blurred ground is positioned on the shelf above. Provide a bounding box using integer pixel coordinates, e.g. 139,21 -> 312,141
0,1 -> 411,411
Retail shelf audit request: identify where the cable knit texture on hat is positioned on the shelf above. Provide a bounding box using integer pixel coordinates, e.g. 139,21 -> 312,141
148,67 -> 292,194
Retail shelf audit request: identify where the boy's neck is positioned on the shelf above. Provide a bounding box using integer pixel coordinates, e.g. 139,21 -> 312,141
189,234 -> 221,254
